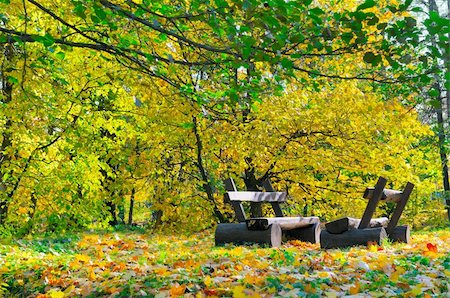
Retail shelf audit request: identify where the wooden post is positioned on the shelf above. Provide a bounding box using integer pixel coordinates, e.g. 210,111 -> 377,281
358,177 -> 388,229
223,178 -> 246,222
386,182 -> 414,235
215,223 -> 282,247
262,179 -> 284,217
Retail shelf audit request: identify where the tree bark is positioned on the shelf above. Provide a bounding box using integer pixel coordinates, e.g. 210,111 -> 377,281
128,187 -> 135,225
284,223 -> 321,244
320,227 -> 387,249
428,0 -> 450,221
325,217 -> 389,234
0,67 -> 13,225
243,164 -> 263,217
192,116 -> 227,223
215,223 -> 282,247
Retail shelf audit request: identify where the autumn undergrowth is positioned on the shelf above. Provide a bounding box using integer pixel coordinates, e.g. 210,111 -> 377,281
0,228 -> 449,297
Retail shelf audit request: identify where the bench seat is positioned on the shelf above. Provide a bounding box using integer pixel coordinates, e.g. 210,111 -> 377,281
246,216 -> 320,230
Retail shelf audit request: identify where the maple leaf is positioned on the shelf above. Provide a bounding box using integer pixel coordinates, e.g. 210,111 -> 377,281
426,243 -> 438,253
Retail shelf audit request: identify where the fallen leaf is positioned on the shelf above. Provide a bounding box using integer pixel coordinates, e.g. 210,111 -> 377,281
426,243 -> 438,253
170,284 -> 186,297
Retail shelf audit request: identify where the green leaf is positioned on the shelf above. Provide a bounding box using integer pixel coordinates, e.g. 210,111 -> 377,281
179,122 -> 194,129
73,3 -> 86,18
377,23 -> 387,30
55,51 -> 65,60
7,76 -> 18,84
94,7 -> 107,21
367,16 -> 379,26
281,58 -> 293,69
363,52 -> 376,63
2,172 -> 9,181
309,7 -> 325,16
428,88 -> 440,98
357,0 -> 376,11
405,17 -> 416,28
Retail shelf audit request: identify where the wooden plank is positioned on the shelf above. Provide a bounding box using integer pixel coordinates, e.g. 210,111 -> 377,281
227,191 -> 287,202
363,187 -> 403,203
215,223 -> 282,247
320,227 -> 387,249
246,216 -> 320,230
358,177 -> 388,229
262,179 -> 284,217
325,217 -> 389,234
386,182 -> 414,234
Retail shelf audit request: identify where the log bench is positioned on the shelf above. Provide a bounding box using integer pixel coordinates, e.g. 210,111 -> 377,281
321,177 -> 414,249
215,178 -> 320,247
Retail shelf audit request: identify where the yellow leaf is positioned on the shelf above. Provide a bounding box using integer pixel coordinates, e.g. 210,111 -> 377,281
410,284 -> 423,296
232,285 -> 247,298
48,290 -> 65,298
18,207 -> 28,215
75,254 -> 90,263
89,269 -> 96,281
204,275 -> 213,288
64,285 -> 75,295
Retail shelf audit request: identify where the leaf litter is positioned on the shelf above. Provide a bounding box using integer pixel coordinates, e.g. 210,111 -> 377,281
0,229 -> 449,297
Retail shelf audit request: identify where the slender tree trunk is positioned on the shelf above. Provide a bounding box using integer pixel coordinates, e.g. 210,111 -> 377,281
192,116 -> 227,223
437,105 -> 450,219
445,0 -> 450,220
0,79 -> 13,225
128,187 -> 135,225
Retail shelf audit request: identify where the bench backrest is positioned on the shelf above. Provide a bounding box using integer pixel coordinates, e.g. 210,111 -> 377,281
358,176 -> 414,233
227,191 -> 287,202
224,177 -> 285,222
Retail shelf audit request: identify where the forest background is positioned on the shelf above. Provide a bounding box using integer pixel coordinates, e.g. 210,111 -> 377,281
0,0 -> 449,237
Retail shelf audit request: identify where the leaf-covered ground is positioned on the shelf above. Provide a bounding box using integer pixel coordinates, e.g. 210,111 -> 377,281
0,228 -> 449,297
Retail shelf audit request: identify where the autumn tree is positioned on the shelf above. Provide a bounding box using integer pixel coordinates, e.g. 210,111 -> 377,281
0,0 -> 446,233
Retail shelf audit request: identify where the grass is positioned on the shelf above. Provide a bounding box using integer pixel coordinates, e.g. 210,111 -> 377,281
0,227 -> 449,297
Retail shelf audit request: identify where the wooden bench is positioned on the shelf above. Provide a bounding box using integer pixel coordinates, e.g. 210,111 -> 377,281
215,178 -> 320,247
320,177 -> 414,249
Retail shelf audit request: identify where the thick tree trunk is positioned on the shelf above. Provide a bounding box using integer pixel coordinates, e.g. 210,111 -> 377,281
325,217 -> 389,234
388,225 -> 410,243
428,0 -> 450,221
106,200 -> 117,226
215,223 -> 282,247
320,227 -> 387,249
284,223 -> 321,244
243,165 -> 263,217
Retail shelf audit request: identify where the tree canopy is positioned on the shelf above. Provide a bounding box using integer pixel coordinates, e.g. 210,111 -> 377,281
0,0 -> 448,233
